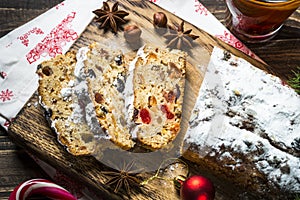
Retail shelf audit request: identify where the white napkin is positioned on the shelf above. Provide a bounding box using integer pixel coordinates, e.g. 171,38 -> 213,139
0,0 -> 103,128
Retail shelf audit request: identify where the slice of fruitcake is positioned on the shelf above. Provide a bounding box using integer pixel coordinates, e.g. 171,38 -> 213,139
132,45 -> 187,149
37,52 -> 95,155
84,42 -> 135,150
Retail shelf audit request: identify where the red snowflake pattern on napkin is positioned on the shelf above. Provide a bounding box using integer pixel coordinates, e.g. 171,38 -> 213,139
215,30 -> 244,49
0,89 -> 13,102
215,30 -> 256,58
17,27 -> 44,47
194,0 -> 208,16
56,2 -> 65,9
26,12 -> 78,64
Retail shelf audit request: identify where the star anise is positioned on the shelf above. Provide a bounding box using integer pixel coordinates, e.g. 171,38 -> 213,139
102,160 -> 142,194
93,2 -> 129,33
164,21 -> 199,50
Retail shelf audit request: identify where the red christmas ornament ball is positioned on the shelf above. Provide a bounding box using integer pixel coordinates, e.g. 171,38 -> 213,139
180,175 -> 215,200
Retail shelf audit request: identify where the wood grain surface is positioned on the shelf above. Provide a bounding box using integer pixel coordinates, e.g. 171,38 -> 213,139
1,0 -> 299,199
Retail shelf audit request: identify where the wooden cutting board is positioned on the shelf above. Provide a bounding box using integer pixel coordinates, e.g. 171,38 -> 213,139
8,0 -> 270,199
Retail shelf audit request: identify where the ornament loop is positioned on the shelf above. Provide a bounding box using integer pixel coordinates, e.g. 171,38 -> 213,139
140,158 -> 189,186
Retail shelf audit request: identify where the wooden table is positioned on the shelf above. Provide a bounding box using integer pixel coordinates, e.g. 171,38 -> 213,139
0,0 -> 299,199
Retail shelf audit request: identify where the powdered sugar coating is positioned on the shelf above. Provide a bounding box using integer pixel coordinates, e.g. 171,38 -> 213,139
184,47 -> 300,192
73,47 -> 106,137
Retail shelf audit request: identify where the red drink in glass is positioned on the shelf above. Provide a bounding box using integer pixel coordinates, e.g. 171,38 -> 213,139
225,0 -> 300,42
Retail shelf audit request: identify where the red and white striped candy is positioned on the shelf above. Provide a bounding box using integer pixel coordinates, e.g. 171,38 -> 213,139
9,179 -> 77,200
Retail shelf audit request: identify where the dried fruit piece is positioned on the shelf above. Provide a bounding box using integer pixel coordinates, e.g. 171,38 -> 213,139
164,90 -> 176,103
148,96 -> 157,107
161,105 -> 175,119
42,66 -> 53,76
140,108 -> 151,124
94,92 -> 104,104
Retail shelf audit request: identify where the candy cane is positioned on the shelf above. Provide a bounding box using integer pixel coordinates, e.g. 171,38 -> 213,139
9,179 -> 77,200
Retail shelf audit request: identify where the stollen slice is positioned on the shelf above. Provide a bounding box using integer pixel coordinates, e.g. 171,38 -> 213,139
84,42 -> 135,150
37,52 -> 95,155
132,45 -> 187,149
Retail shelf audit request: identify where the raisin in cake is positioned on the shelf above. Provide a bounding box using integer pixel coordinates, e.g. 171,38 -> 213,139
183,47 -> 300,199
132,45 -> 186,149
84,42 -> 135,150
37,52 -> 96,155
